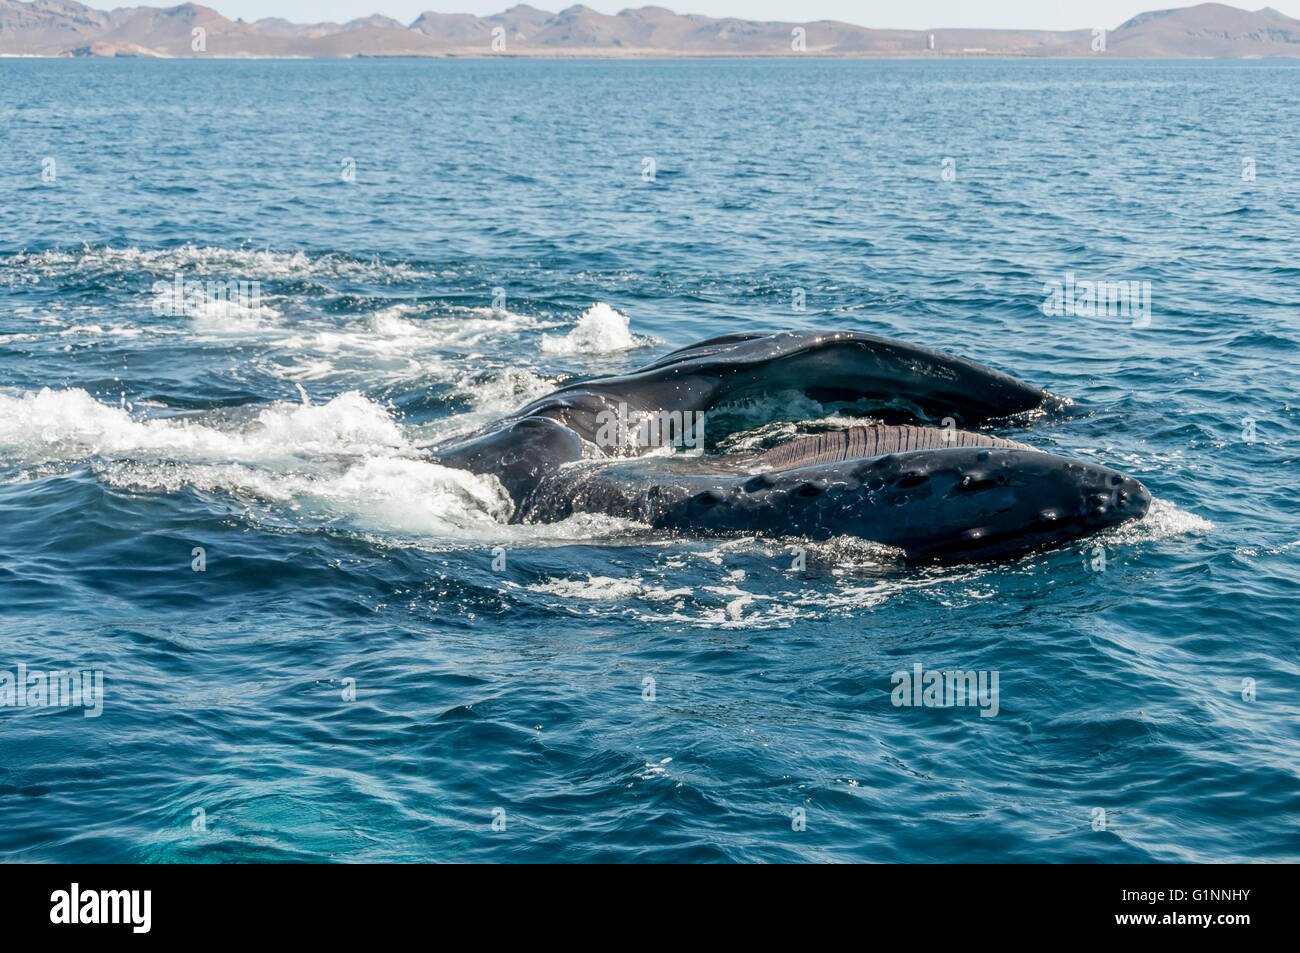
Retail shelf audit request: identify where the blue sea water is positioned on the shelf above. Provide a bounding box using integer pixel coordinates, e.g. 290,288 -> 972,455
0,57 -> 1297,863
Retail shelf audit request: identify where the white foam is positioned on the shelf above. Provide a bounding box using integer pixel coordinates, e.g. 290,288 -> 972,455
0,387 -> 529,542
528,574 -> 692,602
522,565 -> 816,628
1107,497 -> 1213,545
0,388 -> 408,463
539,303 -> 639,355
262,303 -> 544,389
149,282 -> 281,330
0,245 -> 440,283
280,456 -> 515,534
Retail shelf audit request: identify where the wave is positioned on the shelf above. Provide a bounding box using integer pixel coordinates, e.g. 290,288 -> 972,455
0,387 -> 505,538
0,387 -> 407,463
0,244 -> 444,283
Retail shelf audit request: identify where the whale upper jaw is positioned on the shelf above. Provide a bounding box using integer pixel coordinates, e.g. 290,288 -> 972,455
527,443 -> 1152,563
891,454 -> 1153,562
715,447 -> 1152,562
809,447 -> 1153,562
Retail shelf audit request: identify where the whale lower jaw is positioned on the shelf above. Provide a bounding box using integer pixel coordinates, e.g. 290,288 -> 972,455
526,441 -> 1152,562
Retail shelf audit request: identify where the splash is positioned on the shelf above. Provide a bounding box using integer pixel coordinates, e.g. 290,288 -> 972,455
539,303 -> 640,355
1108,497 -> 1213,544
0,388 -> 406,463
0,388 -> 517,539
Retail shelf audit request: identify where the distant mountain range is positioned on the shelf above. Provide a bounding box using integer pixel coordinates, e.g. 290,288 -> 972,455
3,1 -> 1300,58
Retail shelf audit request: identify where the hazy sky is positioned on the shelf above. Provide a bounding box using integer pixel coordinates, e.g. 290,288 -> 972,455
200,1 -> 1297,32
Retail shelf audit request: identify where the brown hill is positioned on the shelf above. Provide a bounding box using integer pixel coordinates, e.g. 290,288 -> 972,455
1,1 -> 1298,58
1110,2 -> 1300,54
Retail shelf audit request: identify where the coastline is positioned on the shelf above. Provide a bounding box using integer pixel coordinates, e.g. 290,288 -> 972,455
0,51 -> 1284,60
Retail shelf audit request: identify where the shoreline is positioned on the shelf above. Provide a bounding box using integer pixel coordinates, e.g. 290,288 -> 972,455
0,52 -> 1288,61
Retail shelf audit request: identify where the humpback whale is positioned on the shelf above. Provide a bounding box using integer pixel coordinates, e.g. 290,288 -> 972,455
428,331 -> 1151,561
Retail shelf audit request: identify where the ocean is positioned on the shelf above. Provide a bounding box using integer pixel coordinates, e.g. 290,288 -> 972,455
0,56 -> 1296,862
